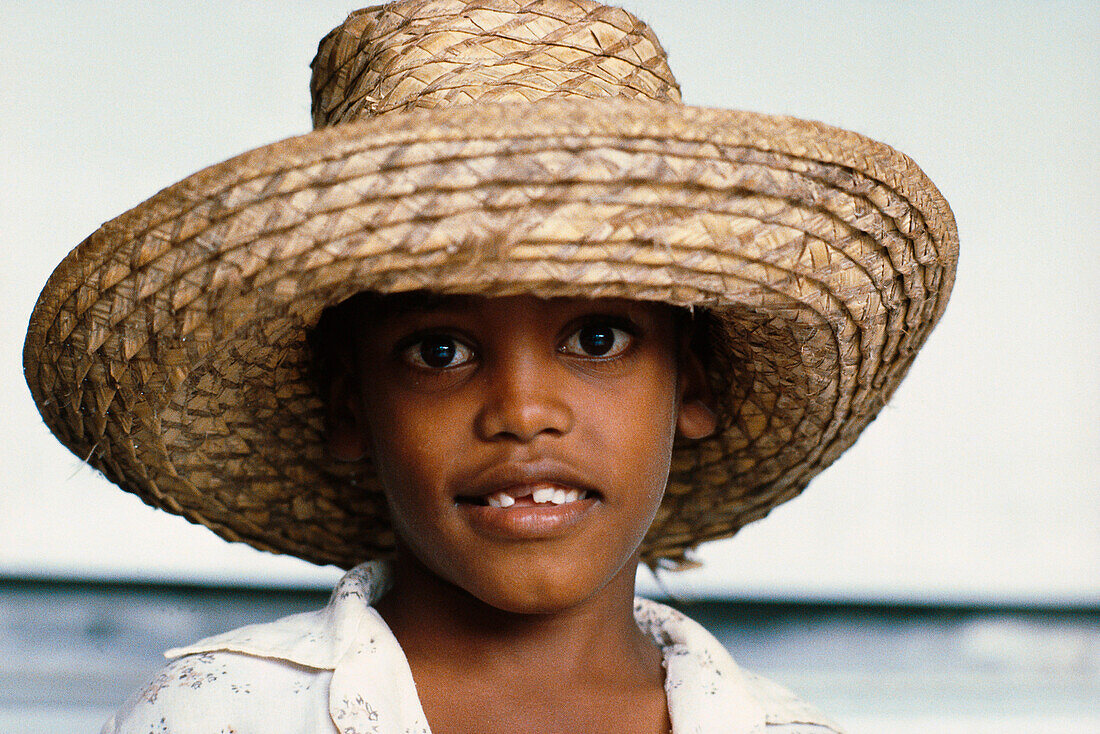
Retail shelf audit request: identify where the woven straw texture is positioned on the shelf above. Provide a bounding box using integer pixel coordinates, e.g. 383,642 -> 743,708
24,0 -> 957,568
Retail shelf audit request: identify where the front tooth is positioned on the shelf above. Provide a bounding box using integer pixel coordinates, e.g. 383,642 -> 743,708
551,489 -> 567,505
532,488 -> 555,504
564,489 -> 580,503
487,492 -> 515,508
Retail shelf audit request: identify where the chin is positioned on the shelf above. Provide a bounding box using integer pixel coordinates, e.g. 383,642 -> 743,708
474,585 -> 591,616
461,558 -> 625,616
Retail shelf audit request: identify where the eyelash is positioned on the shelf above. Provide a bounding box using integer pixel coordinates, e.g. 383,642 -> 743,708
399,332 -> 475,370
396,316 -> 640,371
557,318 -> 636,360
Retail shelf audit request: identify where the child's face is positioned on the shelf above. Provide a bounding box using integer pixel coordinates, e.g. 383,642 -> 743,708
335,294 -> 714,613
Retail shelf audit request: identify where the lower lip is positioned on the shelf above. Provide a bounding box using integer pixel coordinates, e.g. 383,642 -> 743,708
458,498 -> 599,540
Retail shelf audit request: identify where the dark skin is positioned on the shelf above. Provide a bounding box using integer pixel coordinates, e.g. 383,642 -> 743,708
328,295 -> 716,734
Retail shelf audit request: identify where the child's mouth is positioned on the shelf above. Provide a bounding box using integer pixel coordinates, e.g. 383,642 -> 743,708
454,465 -> 603,540
460,486 -> 592,508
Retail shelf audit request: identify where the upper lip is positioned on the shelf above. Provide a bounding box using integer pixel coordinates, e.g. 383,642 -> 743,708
455,460 -> 601,501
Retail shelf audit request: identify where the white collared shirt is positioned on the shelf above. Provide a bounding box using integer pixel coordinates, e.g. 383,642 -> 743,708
102,562 -> 843,733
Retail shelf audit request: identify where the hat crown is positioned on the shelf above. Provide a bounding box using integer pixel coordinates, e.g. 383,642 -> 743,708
310,0 -> 682,127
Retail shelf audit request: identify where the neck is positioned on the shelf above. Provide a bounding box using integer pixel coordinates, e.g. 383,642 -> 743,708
375,545 -> 660,683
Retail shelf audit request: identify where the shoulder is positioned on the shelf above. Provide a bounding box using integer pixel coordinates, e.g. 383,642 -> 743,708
101,651 -> 333,734
744,671 -> 847,733
103,564 -> 396,733
634,598 -> 846,733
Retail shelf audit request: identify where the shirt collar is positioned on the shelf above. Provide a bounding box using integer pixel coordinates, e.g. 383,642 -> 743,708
168,560 -> 767,733
165,561 -> 391,669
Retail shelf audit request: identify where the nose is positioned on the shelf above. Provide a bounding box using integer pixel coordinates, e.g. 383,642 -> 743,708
473,346 -> 574,444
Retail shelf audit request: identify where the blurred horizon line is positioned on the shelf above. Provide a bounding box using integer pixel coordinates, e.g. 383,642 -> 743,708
5,571 -> 1097,612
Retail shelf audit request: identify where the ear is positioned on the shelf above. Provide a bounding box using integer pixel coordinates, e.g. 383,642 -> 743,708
675,330 -> 718,441
326,370 -> 370,462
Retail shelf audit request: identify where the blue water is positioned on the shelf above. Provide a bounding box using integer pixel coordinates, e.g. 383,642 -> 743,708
2,579 -> 1097,732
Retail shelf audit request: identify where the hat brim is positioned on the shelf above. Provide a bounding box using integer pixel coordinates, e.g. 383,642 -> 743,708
24,97 -> 957,567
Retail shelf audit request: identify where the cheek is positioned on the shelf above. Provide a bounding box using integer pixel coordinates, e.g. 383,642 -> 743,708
361,383 -> 461,467
367,424 -> 450,550
367,416 -> 446,498
591,370 -> 680,492
359,389 -> 471,537
634,368 -> 682,495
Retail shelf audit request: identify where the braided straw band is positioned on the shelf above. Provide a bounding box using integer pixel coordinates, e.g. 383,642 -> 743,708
24,0 -> 957,568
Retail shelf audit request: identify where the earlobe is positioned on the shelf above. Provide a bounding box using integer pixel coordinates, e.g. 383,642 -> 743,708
328,415 -> 369,462
675,324 -> 718,440
326,372 -> 370,462
677,399 -> 718,440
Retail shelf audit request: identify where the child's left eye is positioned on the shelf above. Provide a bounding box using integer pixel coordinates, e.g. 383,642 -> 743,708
559,322 -> 634,358
400,334 -> 474,369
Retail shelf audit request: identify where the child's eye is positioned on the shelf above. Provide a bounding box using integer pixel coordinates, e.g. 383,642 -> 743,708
401,334 -> 474,369
559,321 -> 634,358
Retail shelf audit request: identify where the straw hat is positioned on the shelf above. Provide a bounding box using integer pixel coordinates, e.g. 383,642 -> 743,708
24,0 -> 957,568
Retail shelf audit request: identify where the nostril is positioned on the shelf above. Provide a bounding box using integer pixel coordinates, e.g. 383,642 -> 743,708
474,400 -> 574,443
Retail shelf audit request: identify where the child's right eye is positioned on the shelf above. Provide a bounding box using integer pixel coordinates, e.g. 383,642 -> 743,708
400,334 -> 474,369
558,319 -> 635,359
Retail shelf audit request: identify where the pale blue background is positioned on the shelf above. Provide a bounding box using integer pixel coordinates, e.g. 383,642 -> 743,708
2,1 -> 1097,604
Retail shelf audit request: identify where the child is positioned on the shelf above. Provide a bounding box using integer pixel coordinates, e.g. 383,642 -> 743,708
23,1 -> 957,732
